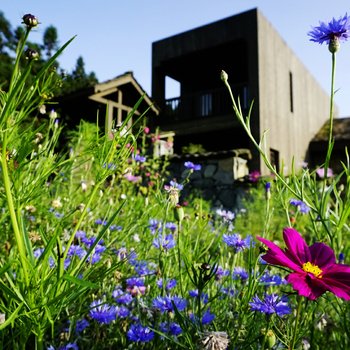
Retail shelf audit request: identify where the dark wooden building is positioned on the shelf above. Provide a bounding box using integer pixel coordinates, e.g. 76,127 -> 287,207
151,8 -> 332,174
58,71 -> 159,134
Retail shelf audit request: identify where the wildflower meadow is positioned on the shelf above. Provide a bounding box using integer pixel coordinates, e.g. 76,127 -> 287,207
1,12 -> 350,350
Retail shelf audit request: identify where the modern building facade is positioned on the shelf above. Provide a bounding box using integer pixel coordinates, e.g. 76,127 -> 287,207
151,8 -> 333,175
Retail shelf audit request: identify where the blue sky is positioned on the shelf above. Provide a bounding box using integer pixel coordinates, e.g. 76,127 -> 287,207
2,0 -> 350,116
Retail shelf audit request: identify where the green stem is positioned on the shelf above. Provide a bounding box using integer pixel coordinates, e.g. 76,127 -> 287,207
1,134 -> 29,286
290,296 -> 303,350
261,316 -> 272,350
325,52 -> 336,169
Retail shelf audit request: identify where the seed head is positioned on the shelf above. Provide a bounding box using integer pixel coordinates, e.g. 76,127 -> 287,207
25,48 -> 39,61
22,14 -> 39,28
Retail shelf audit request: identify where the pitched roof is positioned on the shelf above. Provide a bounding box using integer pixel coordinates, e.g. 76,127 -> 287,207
312,117 -> 350,142
90,71 -> 159,115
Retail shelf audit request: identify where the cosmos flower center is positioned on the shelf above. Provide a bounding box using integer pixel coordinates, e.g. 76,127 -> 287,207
302,262 -> 322,278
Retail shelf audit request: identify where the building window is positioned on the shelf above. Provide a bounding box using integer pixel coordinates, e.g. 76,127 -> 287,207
198,93 -> 212,117
270,148 -> 280,172
289,71 -> 294,113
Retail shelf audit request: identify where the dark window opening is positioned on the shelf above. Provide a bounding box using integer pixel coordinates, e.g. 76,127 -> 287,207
270,148 -> 280,172
289,71 -> 294,113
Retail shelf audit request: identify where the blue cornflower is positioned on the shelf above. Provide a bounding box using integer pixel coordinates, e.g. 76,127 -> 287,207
308,14 -> 350,45
113,288 -> 133,305
165,222 -> 177,232
116,305 -> 130,318
159,322 -> 182,336
152,295 -> 187,313
201,308 -> 216,325
223,233 -> 254,252
149,219 -> 161,234
249,294 -> 291,316
164,180 -> 183,191
66,245 -> 87,259
259,271 -> 287,286
156,278 -> 177,290
190,308 -> 215,325
127,324 -> 154,342
95,218 -> 108,225
133,154 -> 147,163
184,161 -> 202,171
232,267 -> 249,281
153,234 -> 176,250
215,265 -> 230,280
89,299 -> 117,324
188,290 -> 209,304
130,259 -> 155,276
75,319 -> 89,333
290,198 -> 310,214
75,230 -> 86,240
109,224 -> 122,231
58,343 -> 79,350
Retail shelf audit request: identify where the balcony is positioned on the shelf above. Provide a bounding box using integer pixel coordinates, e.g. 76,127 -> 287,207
160,84 -> 249,123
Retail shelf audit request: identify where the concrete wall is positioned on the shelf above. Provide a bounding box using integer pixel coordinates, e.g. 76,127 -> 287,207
257,10 -> 335,174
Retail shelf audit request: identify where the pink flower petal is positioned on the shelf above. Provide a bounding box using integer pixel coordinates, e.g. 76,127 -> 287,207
309,242 -> 336,268
257,236 -> 302,272
320,264 -> 350,300
283,228 -> 311,265
286,272 -> 326,300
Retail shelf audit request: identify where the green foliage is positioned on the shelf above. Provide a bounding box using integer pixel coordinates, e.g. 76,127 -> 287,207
182,143 -> 206,155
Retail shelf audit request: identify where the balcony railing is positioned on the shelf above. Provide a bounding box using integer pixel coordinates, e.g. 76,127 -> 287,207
161,84 -> 249,123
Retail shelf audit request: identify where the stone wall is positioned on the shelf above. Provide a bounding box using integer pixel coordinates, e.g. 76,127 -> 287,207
167,155 -> 250,211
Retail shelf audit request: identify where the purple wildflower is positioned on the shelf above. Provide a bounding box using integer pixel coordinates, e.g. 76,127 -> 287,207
249,293 -> 291,316
223,233 -> 254,252
89,300 -> 117,324
127,324 -> 154,342
308,14 -> 350,45
189,290 -> 209,304
133,154 -> 147,163
75,319 -> 89,333
67,245 -> 87,259
184,161 -> 202,171
152,295 -> 187,313
164,180 -> 183,191
159,322 -> 182,336
112,288 -> 133,305
58,343 -> 79,350
157,278 -> 177,290
165,222 -> 177,232
149,219 -> 161,234
232,267 -> 249,281
153,234 -> 176,250
290,199 -> 310,214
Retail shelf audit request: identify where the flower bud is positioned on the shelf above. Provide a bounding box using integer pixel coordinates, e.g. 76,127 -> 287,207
22,14 -> 39,28
328,37 -> 340,53
220,70 -> 229,83
25,48 -> 39,60
261,329 -> 276,349
174,204 -> 184,222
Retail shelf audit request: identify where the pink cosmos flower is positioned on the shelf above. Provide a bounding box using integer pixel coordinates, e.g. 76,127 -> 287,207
316,167 -> 333,178
258,228 -> 350,300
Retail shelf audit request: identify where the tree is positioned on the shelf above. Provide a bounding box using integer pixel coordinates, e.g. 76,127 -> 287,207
59,56 -> 98,94
42,25 -> 58,58
0,12 -> 98,95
